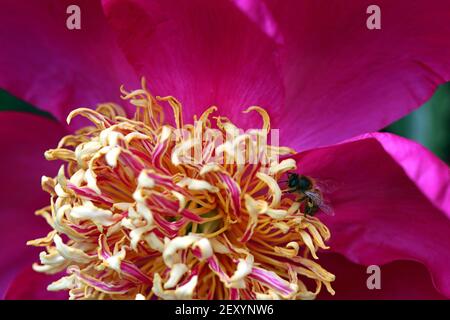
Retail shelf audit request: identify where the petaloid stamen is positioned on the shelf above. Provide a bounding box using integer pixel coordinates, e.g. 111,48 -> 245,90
28,78 -> 335,300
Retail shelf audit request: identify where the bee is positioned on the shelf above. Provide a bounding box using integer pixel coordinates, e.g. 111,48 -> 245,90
286,172 -> 335,217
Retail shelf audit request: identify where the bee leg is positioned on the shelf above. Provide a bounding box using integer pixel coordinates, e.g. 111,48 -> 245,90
295,195 -> 310,217
303,200 -> 315,217
304,205 -> 311,217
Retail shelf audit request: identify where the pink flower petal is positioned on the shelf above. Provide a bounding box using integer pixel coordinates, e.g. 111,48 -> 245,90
4,267 -> 67,300
236,0 -> 450,150
0,0 -> 138,122
0,112 -> 67,299
293,133 -> 450,297
349,133 -> 450,215
317,253 -> 446,300
102,0 -> 284,129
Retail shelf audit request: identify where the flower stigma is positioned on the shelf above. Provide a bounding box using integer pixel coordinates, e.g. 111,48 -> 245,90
28,79 -> 335,300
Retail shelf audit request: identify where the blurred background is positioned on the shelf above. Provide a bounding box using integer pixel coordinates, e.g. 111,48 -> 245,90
1,83 -> 450,164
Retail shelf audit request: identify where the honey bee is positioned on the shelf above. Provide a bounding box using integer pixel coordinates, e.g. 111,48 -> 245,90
286,172 -> 335,217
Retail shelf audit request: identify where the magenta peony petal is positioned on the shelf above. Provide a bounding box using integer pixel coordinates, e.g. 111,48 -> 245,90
0,112 -> 67,299
4,267 -> 67,300
293,133 -> 450,297
0,0 -> 138,122
235,0 -> 450,150
102,0 -> 284,129
317,253 -> 446,300
348,133 -> 450,215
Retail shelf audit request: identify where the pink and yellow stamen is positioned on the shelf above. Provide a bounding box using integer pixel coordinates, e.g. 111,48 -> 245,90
28,79 -> 335,300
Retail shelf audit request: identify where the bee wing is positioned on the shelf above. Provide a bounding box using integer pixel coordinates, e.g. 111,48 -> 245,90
304,190 -> 322,204
313,178 -> 342,194
317,201 -> 335,216
304,191 -> 335,216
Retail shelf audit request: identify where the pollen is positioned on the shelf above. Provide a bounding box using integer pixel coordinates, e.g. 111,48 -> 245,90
28,79 -> 335,300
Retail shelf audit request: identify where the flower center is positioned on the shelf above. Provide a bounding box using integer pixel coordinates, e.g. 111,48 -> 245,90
28,79 -> 335,300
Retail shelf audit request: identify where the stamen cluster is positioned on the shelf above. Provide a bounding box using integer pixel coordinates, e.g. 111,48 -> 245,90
28,80 -> 335,300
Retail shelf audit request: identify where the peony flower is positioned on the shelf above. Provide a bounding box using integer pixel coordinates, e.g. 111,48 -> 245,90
0,0 -> 449,299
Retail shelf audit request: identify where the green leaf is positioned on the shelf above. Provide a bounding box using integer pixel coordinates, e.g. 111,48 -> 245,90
0,89 -> 54,119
